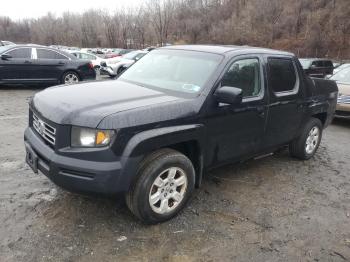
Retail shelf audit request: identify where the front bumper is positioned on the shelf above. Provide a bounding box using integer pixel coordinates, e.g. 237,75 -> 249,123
24,127 -> 136,195
335,103 -> 350,119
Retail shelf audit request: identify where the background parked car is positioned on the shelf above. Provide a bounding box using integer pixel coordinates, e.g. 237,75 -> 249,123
0,40 -> 15,46
330,66 -> 350,119
299,58 -> 334,78
104,49 -> 135,59
332,63 -> 350,75
69,51 -> 105,70
100,50 -> 148,77
0,45 -> 96,85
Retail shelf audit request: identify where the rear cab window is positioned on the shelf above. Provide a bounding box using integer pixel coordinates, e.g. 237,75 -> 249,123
267,57 -> 299,97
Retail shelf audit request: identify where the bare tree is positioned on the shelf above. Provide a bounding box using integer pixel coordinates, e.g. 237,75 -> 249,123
0,0 -> 349,59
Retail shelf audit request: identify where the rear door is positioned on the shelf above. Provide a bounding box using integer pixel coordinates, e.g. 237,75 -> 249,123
262,56 -> 305,150
32,48 -> 70,82
0,47 -> 34,82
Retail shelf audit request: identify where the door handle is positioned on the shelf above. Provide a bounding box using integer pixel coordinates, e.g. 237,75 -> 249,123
24,60 -> 32,64
256,106 -> 265,117
58,61 -> 65,65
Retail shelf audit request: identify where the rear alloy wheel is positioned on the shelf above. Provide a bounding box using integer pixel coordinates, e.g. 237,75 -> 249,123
126,149 -> 195,224
62,71 -> 79,84
289,118 -> 323,160
305,126 -> 320,155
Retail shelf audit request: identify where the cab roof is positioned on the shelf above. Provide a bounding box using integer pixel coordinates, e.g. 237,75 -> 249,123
161,44 -> 294,56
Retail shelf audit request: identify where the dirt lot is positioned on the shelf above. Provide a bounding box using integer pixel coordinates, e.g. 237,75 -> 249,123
0,86 -> 350,262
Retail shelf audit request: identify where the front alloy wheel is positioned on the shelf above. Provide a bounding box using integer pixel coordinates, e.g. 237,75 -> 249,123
149,167 -> 188,214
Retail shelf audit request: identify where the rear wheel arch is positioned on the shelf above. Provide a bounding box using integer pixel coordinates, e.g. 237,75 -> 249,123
311,112 -> 327,126
61,70 -> 81,84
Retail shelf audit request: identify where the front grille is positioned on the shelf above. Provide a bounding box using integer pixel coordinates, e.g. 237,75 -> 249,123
338,95 -> 350,104
33,113 -> 56,145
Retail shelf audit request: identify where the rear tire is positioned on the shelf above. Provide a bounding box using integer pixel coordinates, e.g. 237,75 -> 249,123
126,148 -> 195,224
289,118 -> 323,160
62,71 -> 80,84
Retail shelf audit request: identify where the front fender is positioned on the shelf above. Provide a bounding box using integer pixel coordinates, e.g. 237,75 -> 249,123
119,124 -> 206,190
122,124 -> 205,158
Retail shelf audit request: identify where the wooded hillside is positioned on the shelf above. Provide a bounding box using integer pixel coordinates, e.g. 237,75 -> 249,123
0,0 -> 349,59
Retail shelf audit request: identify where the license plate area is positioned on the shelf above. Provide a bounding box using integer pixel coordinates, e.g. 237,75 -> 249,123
25,143 -> 38,173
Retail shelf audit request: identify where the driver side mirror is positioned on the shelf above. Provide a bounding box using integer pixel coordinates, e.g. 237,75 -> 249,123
214,86 -> 243,105
1,54 -> 12,60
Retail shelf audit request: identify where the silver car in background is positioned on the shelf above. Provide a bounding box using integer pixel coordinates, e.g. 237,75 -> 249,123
100,50 -> 148,77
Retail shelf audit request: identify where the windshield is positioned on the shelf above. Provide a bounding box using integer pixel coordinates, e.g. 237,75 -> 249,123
299,59 -> 312,69
0,45 -> 12,54
119,49 -> 223,94
330,67 -> 350,84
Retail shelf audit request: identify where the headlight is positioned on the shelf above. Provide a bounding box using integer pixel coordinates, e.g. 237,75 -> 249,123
71,127 -> 115,147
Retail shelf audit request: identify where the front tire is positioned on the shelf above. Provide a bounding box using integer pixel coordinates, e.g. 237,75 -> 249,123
126,149 -> 195,224
289,118 -> 323,160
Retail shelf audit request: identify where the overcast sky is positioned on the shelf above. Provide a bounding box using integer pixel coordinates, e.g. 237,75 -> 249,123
1,0 -> 143,20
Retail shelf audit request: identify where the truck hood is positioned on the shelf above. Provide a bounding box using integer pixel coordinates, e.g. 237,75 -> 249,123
31,80 -> 197,128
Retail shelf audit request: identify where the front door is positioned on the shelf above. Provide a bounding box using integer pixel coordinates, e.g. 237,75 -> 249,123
205,56 -> 268,166
0,47 -> 34,83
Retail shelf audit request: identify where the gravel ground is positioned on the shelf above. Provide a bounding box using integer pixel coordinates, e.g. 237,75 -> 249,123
0,85 -> 349,262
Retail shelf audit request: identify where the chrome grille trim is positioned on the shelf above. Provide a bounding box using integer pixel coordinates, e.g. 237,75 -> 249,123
337,95 -> 350,104
32,113 -> 56,145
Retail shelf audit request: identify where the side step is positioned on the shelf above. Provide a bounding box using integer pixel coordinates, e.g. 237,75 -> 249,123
254,152 -> 273,160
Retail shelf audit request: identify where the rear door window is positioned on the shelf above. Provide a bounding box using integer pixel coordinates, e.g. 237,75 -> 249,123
37,49 -> 68,60
6,48 -> 32,59
267,57 -> 298,95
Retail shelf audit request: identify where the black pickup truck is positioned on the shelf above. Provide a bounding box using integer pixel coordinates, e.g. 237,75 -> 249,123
24,45 -> 338,223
